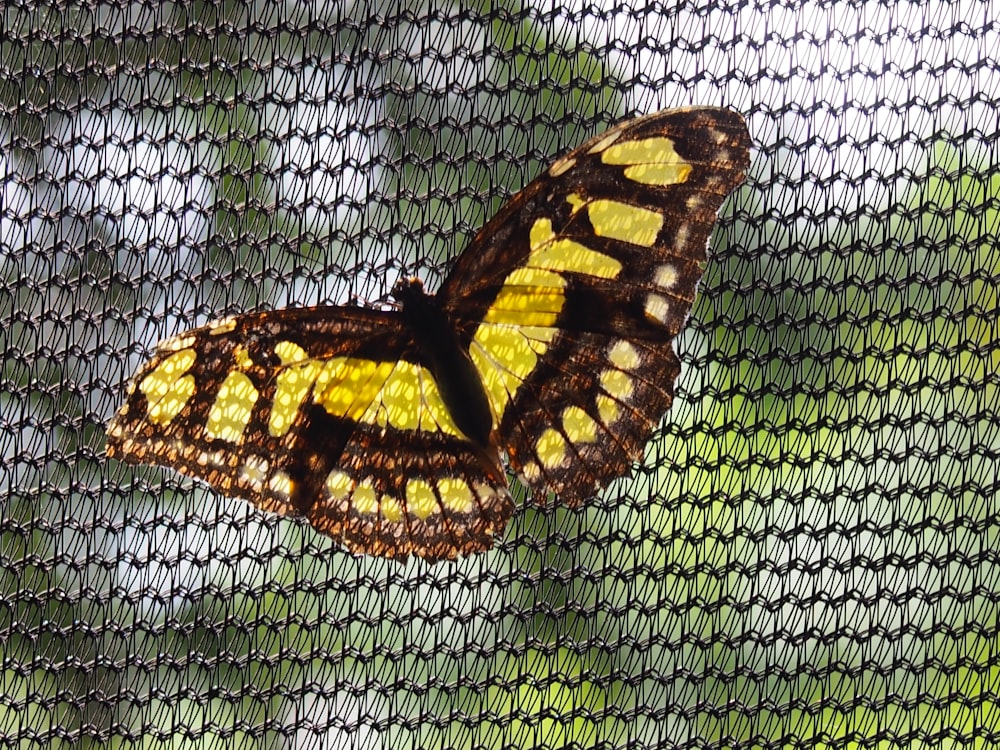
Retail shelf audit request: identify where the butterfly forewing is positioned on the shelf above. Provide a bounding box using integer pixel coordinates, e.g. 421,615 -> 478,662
439,107 -> 751,502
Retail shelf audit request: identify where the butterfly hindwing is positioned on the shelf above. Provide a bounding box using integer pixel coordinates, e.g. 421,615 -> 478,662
492,330 -> 682,501
106,308 -> 513,561
439,107 -> 751,502
310,422 -> 512,561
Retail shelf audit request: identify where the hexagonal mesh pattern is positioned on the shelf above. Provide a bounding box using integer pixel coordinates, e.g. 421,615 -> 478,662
1,2 -> 997,748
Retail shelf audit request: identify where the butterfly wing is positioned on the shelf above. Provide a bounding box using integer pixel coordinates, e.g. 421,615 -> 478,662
438,107 -> 751,501
106,308 -> 513,561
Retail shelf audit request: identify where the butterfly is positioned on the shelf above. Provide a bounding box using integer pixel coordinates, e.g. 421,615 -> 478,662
106,107 -> 751,562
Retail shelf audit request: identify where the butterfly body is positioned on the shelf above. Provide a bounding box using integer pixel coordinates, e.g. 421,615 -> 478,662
107,107 -> 751,561
392,277 -> 495,449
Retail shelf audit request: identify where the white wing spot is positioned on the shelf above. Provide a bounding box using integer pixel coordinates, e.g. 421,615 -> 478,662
326,469 -> 354,502
655,263 -> 679,290
673,224 -> 689,251
549,155 -> 576,177
644,293 -> 671,325
208,316 -> 237,335
520,461 -> 541,483
268,471 -> 293,498
203,449 -> 227,468
607,340 -> 640,371
240,455 -> 270,491
160,333 -> 196,352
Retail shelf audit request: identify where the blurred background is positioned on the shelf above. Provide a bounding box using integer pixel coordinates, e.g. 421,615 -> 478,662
1,1 -> 997,747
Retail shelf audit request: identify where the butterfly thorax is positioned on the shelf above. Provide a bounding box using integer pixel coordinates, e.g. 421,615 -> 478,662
393,278 -> 494,448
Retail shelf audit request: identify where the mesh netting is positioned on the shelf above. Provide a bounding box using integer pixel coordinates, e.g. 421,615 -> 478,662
2,1 -> 998,747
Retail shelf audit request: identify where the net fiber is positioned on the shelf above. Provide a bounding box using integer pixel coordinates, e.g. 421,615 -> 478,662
1,1 -> 998,748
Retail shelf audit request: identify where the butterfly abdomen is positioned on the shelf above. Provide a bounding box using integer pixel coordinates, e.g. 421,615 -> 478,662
393,278 -> 495,449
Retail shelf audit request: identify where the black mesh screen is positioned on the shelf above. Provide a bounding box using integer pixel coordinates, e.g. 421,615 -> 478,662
2,1 -> 998,747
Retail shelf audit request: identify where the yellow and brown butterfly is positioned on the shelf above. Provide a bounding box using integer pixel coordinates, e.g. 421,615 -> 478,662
106,106 -> 751,562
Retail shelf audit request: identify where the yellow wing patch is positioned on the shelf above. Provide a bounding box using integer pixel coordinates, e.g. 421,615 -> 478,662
471,324 -> 561,424
567,194 -> 664,247
599,368 -> 634,401
353,481 -> 378,515
561,406 -> 599,443
527,218 -> 623,278
312,356 -> 462,437
326,469 -> 353,500
138,348 -> 197,426
595,394 -> 620,424
536,428 -> 568,470
483,271 -> 565,327
608,340 -> 641,371
599,136 -> 692,186
205,371 -> 258,442
405,478 -> 438,519
437,477 -> 475,515
470,213 -> 627,425
270,341 -> 323,437
363,360 -> 463,436
328,471 -> 415,525
269,342 -> 469,440
314,357 -> 396,422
